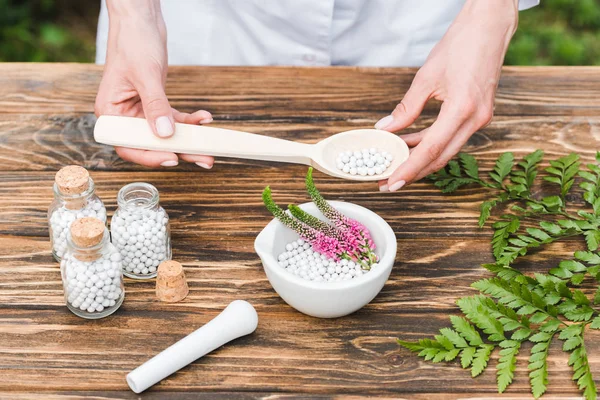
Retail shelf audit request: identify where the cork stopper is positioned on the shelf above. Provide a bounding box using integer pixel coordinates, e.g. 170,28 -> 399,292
55,166 -> 90,195
70,217 -> 105,248
156,260 -> 189,303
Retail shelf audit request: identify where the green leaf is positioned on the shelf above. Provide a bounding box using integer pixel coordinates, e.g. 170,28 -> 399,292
564,306 -> 594,322
490,152 -> 514,186
584,230 -> 600,251
479,195 -> 507,228
590,316 -> 600,329
511,328 -> 532,340
563,336 -> 582,351
575,251 -> 600,264
541,195 -> 563,212
460,346 -> 477,368
471,344 -> 494,377
459,153 -> 479,180
448,160 -> 461,177
439,328 -> 469,348
492,217 -> 520,260
539,319 -> 561,333
540,221 -> 562,235
497,342 -> 520,393
528,335 -> 551,399
450,316 -> 483,346
530,332 -> 553,343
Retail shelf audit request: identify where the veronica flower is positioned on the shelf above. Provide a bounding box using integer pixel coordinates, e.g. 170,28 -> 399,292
263,187 -> 346,260
305,168 -> 378,267
263,169 -> 379,269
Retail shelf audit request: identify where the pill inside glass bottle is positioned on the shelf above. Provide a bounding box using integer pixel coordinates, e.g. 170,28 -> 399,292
48,165 -> 107,262
61,217 -> 125,319
111,182 -> 172,279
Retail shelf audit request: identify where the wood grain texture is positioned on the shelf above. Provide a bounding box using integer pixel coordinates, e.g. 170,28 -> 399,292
0,64 -> 599,399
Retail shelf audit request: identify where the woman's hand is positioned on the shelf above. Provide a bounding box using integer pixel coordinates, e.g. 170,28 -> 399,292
376,0 -> 519,192
94,0 -> 214,169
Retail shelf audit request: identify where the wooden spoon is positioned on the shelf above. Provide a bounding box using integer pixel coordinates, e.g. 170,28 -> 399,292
93,115 -> 409,181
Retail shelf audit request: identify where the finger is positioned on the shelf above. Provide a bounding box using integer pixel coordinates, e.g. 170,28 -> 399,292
171,108 -> 215,168
135,69 -> 174,138
378,179 -> 389,192
386,102 -> 473,191
374,74 -> 431,132
115,147 -> 179,168
178,153 -> 215,169
398,127 -> 430,147
172,108 -> 213,124
412,127 -> 475,182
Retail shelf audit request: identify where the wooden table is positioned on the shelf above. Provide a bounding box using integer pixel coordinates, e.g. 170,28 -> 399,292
1,64 -> 599,399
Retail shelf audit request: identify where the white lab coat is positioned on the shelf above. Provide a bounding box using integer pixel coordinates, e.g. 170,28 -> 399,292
96,0 -> 539,67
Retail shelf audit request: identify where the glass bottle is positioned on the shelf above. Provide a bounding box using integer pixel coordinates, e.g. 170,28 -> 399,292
61,217 -> 124,319
111,182 -> 171,279
48,166 -> 106,262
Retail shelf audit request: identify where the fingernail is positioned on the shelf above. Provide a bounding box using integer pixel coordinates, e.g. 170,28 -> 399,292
379,184 -> 389,192
199,118 -> 213,124
160,160 -> 178,167
375,115 -> 394,130
156,116 -> 173,137
195,162 -> 213,169
388,180 -> 406,192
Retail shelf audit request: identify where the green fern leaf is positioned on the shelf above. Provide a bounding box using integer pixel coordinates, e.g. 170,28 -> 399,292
450,315 -> 483,346
490,152 -> 514,187
471,344 -> 494,377
528,335 -> 552,399
497,342 -> 520,393
460,346 -> 477,368
459,153 -> 479,179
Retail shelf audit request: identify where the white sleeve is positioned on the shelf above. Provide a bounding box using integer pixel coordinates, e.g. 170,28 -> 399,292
519,0 -> 540,10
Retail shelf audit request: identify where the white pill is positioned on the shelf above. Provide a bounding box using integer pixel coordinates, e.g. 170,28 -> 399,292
369,148 -> 377,154
359,168 -> 367,176
342,155 -> 350,163
353,151 -> 362,159
385,154 -> 393,161
367,168 -> 375,176
356,159 -> 364,167
366,159 -> 375,168
375,166 -> 383,175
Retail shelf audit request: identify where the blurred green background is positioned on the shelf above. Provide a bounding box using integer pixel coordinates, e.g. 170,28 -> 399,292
1,0 -> 599,65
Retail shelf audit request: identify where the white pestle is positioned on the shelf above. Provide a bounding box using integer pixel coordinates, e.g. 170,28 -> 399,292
126,300 -> 258,393
93,115 -> 409,182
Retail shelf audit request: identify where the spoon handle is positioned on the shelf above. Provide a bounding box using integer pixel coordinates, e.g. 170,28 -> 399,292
94,115 -> 314,165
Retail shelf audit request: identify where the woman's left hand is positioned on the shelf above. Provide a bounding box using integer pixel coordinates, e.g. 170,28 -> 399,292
375,0 -> 519,192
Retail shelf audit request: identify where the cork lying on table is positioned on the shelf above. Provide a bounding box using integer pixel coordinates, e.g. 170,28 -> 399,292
55,165 -> 90,195
70,217 -> 105,248
156,260 -> 189,302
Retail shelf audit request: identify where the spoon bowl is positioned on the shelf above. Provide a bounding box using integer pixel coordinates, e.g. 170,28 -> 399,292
94,116 -> 409,181
312,128 -> 409,181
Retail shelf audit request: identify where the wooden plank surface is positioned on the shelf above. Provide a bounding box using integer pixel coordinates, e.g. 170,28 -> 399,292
1,63 -> 600,398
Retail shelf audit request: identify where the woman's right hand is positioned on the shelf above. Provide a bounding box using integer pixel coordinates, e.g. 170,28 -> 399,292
95,0 -> 214,169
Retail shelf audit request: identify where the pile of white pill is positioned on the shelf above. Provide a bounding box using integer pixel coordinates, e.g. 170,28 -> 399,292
277,239 -> 375,282
61,247 -> 123,314
110,209 -> 169,277
336,148 -> 393,176
49,198 -> 107,260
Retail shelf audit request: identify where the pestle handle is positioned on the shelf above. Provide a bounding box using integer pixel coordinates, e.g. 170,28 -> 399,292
126,300 -> 258,393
